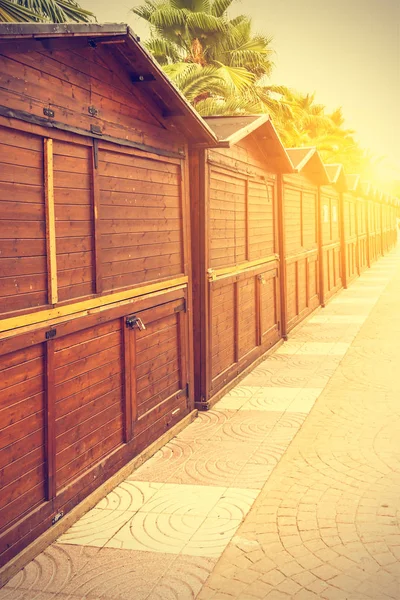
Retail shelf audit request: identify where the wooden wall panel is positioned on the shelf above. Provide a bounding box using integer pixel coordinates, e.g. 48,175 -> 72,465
135,312 -> 181,421
284,186 -> 302,254
302,191 -> 317,248
209,169 -> 246,268
53,140 -> 95,302
0,126 -> 47,316
261,275 -> 277,335
248,180 -> 275,259
0,344 -> 46,534
297,259 -> 307,314
309,258 -> 318,300
54,320 -> 124,491
286,263 -> 297,323
238,277 -> 257,359
211,283 -> 235,380
99,148 -> 184,292
0,47 -> 184,154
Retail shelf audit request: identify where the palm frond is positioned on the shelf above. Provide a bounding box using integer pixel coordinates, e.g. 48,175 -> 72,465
210,0 -> 233,17
163,62 -> 227,101
214,61 -> 255,92
195,94 -> 261,116
144,36 -> 183,63
0,0 -> 43,21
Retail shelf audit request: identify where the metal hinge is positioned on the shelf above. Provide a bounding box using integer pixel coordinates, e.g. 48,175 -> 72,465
46,328 -> 56,340
52,511 -> 63,525
174,299 -> 186,313
207,268 -> 216,282
90,124 -> 102,135
43,107 -> 55,118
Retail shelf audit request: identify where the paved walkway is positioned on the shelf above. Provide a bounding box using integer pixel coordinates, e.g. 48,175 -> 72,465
2,248 -> 400,600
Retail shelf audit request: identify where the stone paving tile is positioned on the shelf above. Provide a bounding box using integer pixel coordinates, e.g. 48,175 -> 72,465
147,556 -> 218,600
199,249 -> 400,599
62,548 -> 175,600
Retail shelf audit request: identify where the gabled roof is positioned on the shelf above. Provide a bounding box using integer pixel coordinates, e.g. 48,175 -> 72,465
360,181 -> 373,198
345,174 -> 361,193
0,23 -> 216,146
324,163 -> 347,192
372,187 -> 383,201
286,147 -> 330,185
203,115 -> 293,173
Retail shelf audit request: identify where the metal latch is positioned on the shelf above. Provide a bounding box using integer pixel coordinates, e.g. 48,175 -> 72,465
207,268 -> 216,282
257,274 -> 266,285
126,316 -> 146,331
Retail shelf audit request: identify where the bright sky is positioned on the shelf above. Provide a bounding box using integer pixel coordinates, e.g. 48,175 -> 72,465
80,0 -> 400,181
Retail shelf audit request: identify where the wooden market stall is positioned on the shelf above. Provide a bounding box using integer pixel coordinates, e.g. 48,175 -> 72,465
389,197 -> 398,248
190,115 -> 292,408
346,175 -> 368,273
361,181 -> 378,265
382,194 -> 397,254
0,23 -> 217,570
282,148 -> 329,331
320,164 -> 345,299
373,188 -> 384,259
381,194 -> 389,254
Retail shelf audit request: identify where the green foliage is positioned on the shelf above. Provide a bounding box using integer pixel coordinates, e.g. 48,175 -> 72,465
132,0 -> 389,180
0,0 -> 95,23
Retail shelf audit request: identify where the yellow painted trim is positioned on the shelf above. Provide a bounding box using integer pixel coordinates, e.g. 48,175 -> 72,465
44,138 -> 58,305
208,255 -> 279,282
0,277 -> 189,335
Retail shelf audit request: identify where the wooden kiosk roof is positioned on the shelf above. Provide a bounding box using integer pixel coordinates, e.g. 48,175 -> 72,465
346,174 -> 361,193
203,115 -> 293,172
325,164 -> 347,191
0,23 -> 217,146
361,181 -> 373,198
286,147 -> 330,185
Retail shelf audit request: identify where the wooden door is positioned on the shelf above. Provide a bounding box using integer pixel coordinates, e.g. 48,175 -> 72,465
124,298 -> 189,452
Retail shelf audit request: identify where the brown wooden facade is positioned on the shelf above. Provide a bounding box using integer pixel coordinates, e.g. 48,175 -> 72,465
345,175 -> 369,273
0,24 -> 216,569
321,164 -> 345,298
282,149 -> 329,328
190,116 -> 292,408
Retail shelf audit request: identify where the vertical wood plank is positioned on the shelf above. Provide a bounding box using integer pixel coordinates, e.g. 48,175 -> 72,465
190,148 -> 210,407
365,199 -> 371,268
295,260 -> 299,317
355,195 -> 360,275
177,309 -> 188,392
130,328 -> 138,425
317,187 -> 325,307
339,192 -> 348,288
245,179 -> 250,261
300,191 -> 304,248
44,138 -> 58,305
91,140 -> 103,294
234,280 -> 239,363
256,274 -> 262,347
277,174 -> 288,339
123,321 -> 133,443
305,257 -> 310,308
45,338 -> 56,501
180,155 -> 194,410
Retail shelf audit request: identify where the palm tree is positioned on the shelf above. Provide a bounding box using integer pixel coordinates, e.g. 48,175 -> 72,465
0,0 -> 94,23
132,0 -> 275,95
